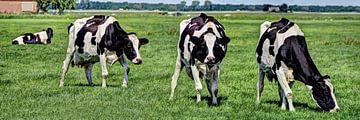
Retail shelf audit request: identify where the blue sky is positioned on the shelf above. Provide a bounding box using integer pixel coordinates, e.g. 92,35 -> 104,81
92,0 -> 360,6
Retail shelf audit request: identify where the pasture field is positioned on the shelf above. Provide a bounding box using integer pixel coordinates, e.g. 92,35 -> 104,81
0,12 -> 360,119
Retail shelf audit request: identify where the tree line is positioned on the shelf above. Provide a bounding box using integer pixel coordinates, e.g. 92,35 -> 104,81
36,0 -> 76,14
76,1 -> 360,12
38,0 -> 360,14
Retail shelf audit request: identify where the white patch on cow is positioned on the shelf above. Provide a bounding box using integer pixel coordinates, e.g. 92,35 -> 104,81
204,33 -> 216,63
274,24 -> 304,55
193,22 -> 222,38
256,21 -> 271,59
182,35 -> 192,65
260,39 -> 275,68
128,34 -> 142,63
260,21 -> 271,36
13,36 -> 25,45
33,31 -> 48,44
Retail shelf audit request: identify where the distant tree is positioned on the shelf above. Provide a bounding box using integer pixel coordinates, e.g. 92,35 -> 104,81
78,0 -> 90,9
36,0 -> 52,13
204,0 -> 212,10
51,0 -> 76,15
280,3 -> 288,12
179,1 -> 186,11
191,0 -> 200,11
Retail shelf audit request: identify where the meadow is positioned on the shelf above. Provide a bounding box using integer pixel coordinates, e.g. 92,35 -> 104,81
0,12 -> 359,119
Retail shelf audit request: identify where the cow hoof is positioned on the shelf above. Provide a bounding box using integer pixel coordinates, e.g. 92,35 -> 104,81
169,97 -> 174,101
59,83 -> 64,87
211,102 -> 219,106
88,83 -> 94,86
122,84 -> 128,88
289,109 -> 295,112
102,85 -> 107,88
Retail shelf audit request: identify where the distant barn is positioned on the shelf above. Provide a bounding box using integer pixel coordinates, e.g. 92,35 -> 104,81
0,0 -> 37,13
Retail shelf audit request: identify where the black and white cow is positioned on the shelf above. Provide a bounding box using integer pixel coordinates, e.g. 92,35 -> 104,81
170,13 -> 230,105
12,28 -> 53,45
60,15 -> 148,87
256,18 -> 339,112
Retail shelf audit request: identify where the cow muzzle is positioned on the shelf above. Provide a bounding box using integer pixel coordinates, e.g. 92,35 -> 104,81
132,58 -> 142,64
12,41 -> 19,45
204,56 -> 216,64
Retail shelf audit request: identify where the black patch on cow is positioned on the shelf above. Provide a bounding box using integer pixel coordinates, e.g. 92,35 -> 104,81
91,36 -> 96,45
275,35 -> 322,85
271,18 -> 289,29
36,34 -> 42,44
76,16 -> 109,54
46,28 -> 53,44
68,23 -> 73,34
22,33 -> 37,44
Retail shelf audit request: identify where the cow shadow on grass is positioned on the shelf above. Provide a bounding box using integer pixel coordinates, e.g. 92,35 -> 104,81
189,96 -> 228,106
265,100 -> 323,112
71,83 -> 120,87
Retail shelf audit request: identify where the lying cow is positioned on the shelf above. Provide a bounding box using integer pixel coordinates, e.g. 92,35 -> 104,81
255,18 -> 339,112
12,28 -> 53,45
60,15 -> 148,87
169,13 -> 230,105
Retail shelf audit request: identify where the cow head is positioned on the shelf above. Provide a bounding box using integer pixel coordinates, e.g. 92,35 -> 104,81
124,32 -> 149,64
190,22 -> 230,65
46,28 -> 54,44
309,75 -> 340,112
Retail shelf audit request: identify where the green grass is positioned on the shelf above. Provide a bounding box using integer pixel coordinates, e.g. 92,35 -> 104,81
0,12 -> 359,119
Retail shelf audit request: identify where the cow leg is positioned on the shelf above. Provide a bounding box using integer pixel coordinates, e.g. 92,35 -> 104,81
170,55 -> 184,100
84,64 -> 94,86
278,83 -> 286,110
256,66 -> 265,104
275,63 -> 295,111
119,55 -> 130,87
99,54 -> 108,88
59,49 -> 74,87
190,65 -> 202,103
206,66 -> 219,106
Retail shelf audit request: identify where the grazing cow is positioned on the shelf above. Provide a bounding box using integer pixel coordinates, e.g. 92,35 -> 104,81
12,28 -> 53,45
60,15 -> 149,87
255,18 -> 340,112
170,13 -> 230,105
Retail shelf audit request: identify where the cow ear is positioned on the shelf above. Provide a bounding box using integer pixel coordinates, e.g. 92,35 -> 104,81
139,38 -> 149,45
222,36 -> 230,44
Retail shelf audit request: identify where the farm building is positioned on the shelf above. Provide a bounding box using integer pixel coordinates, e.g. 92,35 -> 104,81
0,0 -> 37,13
